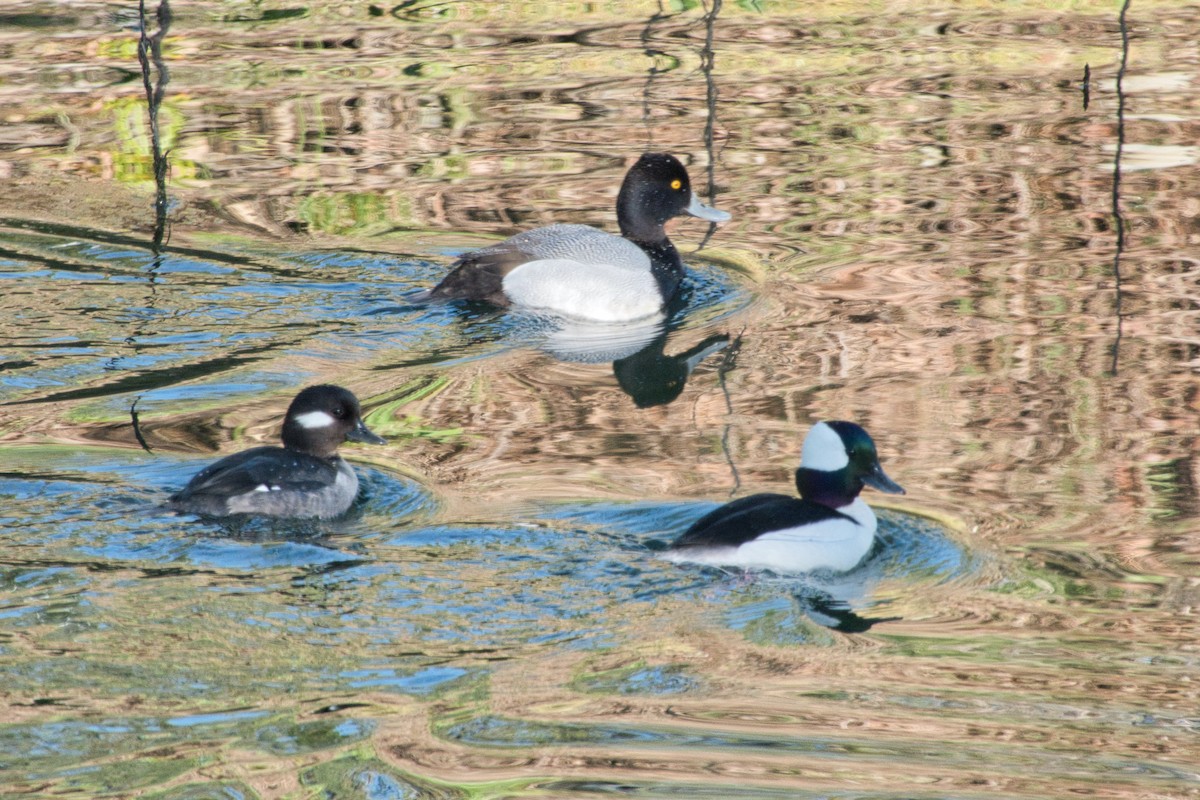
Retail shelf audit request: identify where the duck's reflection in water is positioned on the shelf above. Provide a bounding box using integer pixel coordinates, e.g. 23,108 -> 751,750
792,586 -> 902,633
536,313 -> 733,407
613,332 -> 732,408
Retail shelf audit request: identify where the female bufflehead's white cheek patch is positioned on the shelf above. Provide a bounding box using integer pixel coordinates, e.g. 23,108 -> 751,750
800,422 -> 850,472
294,410 -> 336,429
253,484 -> 281,493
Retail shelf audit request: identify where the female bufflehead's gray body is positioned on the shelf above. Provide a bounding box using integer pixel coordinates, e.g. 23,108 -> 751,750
167,385 -> 385,520
666,421 -> 905,574
426,153 -> 730,322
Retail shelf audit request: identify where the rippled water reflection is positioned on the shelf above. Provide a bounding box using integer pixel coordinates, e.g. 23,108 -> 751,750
3,0 -> 1200,797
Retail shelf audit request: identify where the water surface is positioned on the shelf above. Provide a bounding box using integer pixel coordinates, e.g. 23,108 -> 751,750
2,1 -> 1199,798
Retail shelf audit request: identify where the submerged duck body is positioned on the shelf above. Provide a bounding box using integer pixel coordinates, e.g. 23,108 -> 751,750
427,153 -> 730,322
167,384 -> 386,520
666,421 -> 905,574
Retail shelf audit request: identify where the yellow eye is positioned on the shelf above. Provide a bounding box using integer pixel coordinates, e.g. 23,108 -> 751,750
670,179 -> 682,190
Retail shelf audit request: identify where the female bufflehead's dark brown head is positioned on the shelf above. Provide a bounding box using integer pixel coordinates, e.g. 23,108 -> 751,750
281,384 -> 385,458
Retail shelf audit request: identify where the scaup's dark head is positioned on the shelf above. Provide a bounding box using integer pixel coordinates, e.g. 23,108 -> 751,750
281,384 -> 385,458
617,153 -> 730,242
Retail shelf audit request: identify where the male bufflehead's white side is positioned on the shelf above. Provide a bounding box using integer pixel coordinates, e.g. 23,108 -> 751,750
167,385 -> 385,519
425,153 -> 731,322
665,421 -> 905,574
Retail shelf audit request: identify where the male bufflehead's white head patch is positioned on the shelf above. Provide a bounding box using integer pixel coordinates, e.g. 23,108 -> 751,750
293,410 -> 336,430
800,421 -> 850,472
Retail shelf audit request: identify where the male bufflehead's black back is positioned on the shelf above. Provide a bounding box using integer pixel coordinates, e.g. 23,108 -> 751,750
167,385 -> 386,520
426,153 -> 731,322
666,421 -> 905,573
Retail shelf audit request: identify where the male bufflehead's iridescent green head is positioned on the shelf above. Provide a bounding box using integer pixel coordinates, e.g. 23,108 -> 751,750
800,420 -> 905,503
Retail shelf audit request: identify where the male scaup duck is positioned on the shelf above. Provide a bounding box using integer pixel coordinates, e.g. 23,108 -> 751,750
426,152 -> 730,322
665,421 -> 905,573
167,385 -> 386,519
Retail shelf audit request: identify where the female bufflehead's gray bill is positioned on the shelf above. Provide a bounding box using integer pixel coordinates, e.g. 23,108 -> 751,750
167,384 -> 386,520
666,421 -> 905,574
425,152 -> 730,322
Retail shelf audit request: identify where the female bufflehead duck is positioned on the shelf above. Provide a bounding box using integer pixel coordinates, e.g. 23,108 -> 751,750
666,421 -> 905,573
426,152 -> 730,322
167,385 -> 386,519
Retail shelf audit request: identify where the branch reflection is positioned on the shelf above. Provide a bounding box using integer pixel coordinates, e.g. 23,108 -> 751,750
1109,0 -> 1131,375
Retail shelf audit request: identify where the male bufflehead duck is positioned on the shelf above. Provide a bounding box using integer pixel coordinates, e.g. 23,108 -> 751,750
426,152 -> 731,322
666,421 -> 905,573
167,385 -> 386,519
